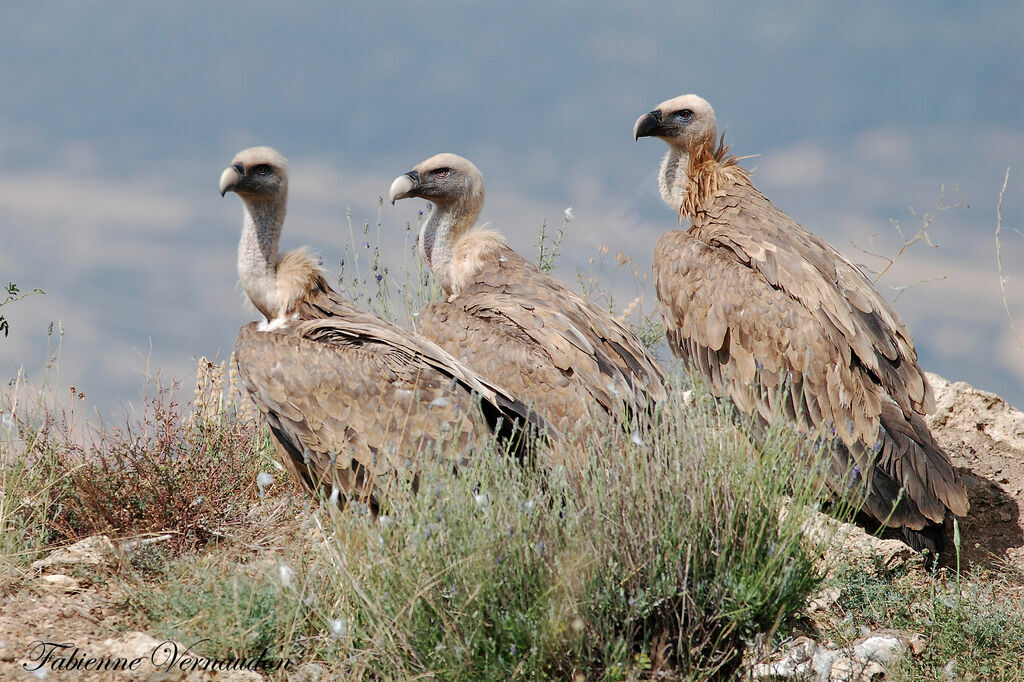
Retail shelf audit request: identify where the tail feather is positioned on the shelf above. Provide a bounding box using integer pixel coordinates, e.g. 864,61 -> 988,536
482,391 -> 560,465
867,400 -> 968,526
901,523 -> 945,558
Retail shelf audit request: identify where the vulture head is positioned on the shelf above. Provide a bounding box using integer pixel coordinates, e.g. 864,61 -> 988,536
389,153 -> 484,208
633,94 -> 717,151
219,146 -> 289,199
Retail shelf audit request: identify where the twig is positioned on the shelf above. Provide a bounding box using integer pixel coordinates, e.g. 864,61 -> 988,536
0,282 -> 45,338
889,275 -> 948,303
535,213 -> 568,273
850,187 -> 965,300
995,168 -> 1023,356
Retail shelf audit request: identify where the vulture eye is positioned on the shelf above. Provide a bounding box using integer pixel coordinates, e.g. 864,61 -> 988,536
676,109 -> 694,121
434,168 -> 450,178
253,164 -> 271,176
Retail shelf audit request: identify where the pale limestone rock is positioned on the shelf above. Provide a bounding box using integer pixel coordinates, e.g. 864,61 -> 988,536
31,535 -> 117,571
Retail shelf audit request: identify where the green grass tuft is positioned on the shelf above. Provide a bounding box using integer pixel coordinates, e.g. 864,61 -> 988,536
825,558 -> 1024,681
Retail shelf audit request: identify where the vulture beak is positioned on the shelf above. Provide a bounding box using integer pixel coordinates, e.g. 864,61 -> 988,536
388,170 -> 420,205
219,164 -> 244,196
633,110 -> 663,141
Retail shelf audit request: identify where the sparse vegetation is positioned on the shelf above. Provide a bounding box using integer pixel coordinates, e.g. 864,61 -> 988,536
1,211 -> 1022,680
1,359 -> 276,562
535,211 -> 568,273
995,167 -> 1023,358
850,187 -> 966,302
45,370 -> 838,680
821,558 -> 1024,681
578,243 -> 664,348
0,281 -> 44,338
274,381 -> 839,679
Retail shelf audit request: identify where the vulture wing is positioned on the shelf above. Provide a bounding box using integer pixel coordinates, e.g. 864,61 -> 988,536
692,176 -> 932,415
416,244 -> 665,437
655,176 -> 967,533
237,291 -> 550,511
415,301 -> 603,436
293,268 -> 551,444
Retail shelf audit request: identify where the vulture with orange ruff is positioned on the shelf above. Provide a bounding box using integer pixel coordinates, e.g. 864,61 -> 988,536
220,146 -> 550,513
633,95 -> 968,552
389,153 -> 666,440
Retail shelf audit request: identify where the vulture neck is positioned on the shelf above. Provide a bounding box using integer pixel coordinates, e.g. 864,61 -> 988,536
237,193 -> 287,321
658,145 -> 691,218
420,193 -> 483,294
661,136 -> 742,222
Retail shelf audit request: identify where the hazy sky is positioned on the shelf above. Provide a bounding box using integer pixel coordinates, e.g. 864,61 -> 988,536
1,1 -> 1022,421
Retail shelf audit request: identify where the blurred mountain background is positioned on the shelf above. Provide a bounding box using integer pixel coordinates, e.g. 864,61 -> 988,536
1,1 -> 1021,419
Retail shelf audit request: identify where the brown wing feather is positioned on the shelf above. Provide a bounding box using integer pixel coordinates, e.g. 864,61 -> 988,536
419,244 -> 665,437
236,320 -> 485,511
415,301 -> 601,437
288,268 -> 554,441
236,272 -> 555,510
655,209 -> 967,531
691,175 -> 932,414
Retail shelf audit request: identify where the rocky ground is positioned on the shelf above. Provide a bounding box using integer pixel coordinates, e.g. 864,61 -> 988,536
1,374 -> 1021,681
925,373 -> 1024,570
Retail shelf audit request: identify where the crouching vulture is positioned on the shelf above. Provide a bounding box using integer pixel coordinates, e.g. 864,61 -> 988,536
220,146 -> 551,513
389,153 -> 666,442
633,95 -> 968,553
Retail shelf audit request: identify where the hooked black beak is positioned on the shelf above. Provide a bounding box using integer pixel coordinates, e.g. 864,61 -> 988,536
388,170 -> 420,204
633,110 -> 663,141
219,163 -> 245,196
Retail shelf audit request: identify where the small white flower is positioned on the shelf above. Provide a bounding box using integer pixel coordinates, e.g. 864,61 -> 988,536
630,430 -> 645,447
564,207 -> 574,222
328,617 -> 348,639
474,492 -> 488,507
278,563 -> 295,588
256,471 -> 275,497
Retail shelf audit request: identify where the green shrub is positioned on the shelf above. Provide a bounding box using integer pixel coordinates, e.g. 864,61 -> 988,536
273,377 -> 840,680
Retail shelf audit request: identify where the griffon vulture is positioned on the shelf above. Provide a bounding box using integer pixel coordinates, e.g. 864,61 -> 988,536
633,95 -> 968,552
220,146 -> 551,512
388,153 -> 666,440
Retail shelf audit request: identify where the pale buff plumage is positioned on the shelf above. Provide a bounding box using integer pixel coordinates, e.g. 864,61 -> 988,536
447,228 -> 509,297
274,246 -> 325,315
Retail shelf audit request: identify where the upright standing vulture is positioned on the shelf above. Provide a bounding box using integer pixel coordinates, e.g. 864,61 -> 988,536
220,146 -> 550,512
633,95 -> 968,552
389,153 -> 666,440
